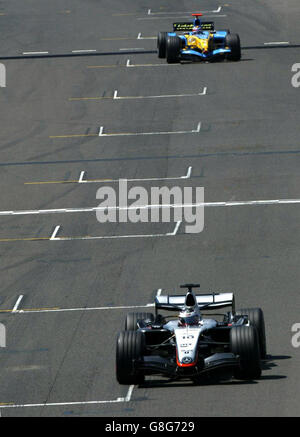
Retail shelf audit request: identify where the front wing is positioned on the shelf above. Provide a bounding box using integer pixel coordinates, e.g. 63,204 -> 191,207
135,352 -> 238,378
180,48 -> 231,60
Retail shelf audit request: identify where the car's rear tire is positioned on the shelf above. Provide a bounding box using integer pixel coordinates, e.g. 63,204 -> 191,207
230,326 -> 261,380
166,35 -> 181,63
225,33 -> 241,61
116,330 -> 145,385
125,312 -> 154,331
157,32 -> 168,58
236,308 -> 267,358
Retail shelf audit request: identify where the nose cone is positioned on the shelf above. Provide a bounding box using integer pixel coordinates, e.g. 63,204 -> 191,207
202,40 -> 209,51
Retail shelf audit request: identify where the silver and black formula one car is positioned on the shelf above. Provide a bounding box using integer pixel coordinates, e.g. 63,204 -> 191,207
157,13 -> 241,63
116,284 -> 266,384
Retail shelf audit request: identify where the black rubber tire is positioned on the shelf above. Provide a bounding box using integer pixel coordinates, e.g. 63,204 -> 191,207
116,330 -> 145,385
125,312 -> 154,331
225,33 -> 241,61
166,35 -> 181,63
236,308 -> 267,358
230,326 -> 261,380
157,32 -> 167,58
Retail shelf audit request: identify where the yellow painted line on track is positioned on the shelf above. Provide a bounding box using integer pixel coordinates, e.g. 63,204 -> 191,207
112,13 -> 136,16
69,96 -> 113,101
25,180 -> 79,185
25,179 -> 112,185
87,64 -> 120,69
0,237 -> 50,243
49,133 -> 98,139
20,307 -> 60,312
100,37 -> 133,41
0,308 -> 60,314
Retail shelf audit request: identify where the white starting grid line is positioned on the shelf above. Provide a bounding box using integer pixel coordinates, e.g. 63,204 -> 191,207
25,166 -> 192,185
126,58 -> 174,68
70,88 -> 207,101
78,166 -> 192,184
98,122 -> 201,137
88,59 -> 188,69
11,302 -> 155,315
0,286 -> 163,411
0,285 -> 164,410
0,289 -> 165,412
0,385 -> 135,410
9,288 -> 161,315
137,32 -> 156,40
142,7 -> 224,20
11,295 -> 24,313
112,88 -> 207,100
147,6 -> 222,15
139,14 -> 226,21
78,171 -> 86,183
50,225 -> 61,241
50,221 -> 181,242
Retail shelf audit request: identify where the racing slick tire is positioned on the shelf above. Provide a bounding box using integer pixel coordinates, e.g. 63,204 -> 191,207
236,308 -> 267,358
116,330 -> 145,385
230,326 -> 261,380
225,33 -> 241,61
166,35 -> 181,63
125,312 -> 154,331
157,32 -> 168,58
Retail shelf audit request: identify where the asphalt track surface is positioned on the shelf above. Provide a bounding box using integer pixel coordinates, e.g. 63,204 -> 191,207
0,0 -> 299,417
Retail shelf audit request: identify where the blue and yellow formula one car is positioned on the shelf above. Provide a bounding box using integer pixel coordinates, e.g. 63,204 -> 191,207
157,13 -> 241,63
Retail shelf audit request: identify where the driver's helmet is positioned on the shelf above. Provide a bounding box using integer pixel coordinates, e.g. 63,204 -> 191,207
192,26 -> 201,34
178,308 -> 200,326
143,317 -> 153,327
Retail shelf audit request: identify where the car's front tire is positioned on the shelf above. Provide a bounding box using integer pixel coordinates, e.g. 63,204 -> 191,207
116,330 -> 145,385
225,33 -> 241,61
166,35 -> 181,63
157,32 -> 168,58
230,325 -> 261,380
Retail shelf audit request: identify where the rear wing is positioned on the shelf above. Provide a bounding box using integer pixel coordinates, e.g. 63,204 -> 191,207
173,21 -> 215,32
155,292 -> 235,312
